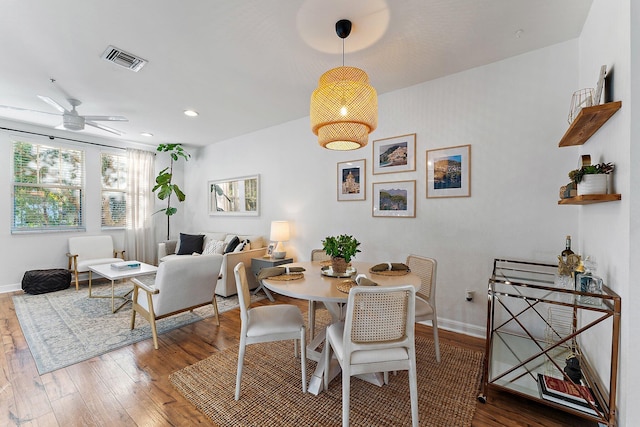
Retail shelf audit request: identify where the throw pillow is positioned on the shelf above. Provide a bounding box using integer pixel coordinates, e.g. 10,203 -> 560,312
177,233 -> 205,255
203,239 -> 226,255
224,235 -> 241,254
233,239 -> 249,253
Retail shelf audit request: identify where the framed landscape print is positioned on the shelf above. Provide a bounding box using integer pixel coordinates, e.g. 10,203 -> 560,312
372,133 -> 416,175
337,159 -> 366,201
372,180 -> 416,218
426,144 -> 471,198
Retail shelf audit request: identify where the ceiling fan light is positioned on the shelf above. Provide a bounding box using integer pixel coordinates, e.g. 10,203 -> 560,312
63,114 -> 85,131
310,66 -> 377,150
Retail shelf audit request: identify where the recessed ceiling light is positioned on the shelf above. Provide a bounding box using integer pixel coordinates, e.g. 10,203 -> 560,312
140,132 -> 153,137
184,109 -> 199,117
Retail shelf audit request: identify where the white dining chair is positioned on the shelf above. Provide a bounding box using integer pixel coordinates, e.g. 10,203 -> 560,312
406,254 -> 440,362
308,249 -> 331,340
233,262 -> 307,400
324,285 -> 418,427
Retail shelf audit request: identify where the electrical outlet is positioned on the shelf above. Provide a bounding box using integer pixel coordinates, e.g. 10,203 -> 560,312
465,289 -> 474,302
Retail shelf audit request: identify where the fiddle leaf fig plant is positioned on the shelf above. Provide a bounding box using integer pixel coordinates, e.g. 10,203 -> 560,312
153,143 -> 191,240
322,234 -> 361,264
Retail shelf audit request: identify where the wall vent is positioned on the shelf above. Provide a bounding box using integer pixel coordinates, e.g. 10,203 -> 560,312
101,45 -> 147,72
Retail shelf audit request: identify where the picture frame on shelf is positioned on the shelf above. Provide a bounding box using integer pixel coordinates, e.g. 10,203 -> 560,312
594,65 -> 606,105
337,159 -> 366,201
426,144 -> 471,198
372,133 -> 416,175
372,180 -> 416,218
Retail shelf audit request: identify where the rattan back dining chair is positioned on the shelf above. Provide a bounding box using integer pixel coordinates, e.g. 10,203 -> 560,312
233,262 -> 307,400
323,285 -> 418,427
308,249 -> 331,340
406,254 -> 440,362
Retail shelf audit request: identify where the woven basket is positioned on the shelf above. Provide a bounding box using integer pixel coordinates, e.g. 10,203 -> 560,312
331,257 -> 348,274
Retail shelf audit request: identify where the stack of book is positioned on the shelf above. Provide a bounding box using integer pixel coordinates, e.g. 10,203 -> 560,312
110,261 -> 141,270
537,373 -> 601,415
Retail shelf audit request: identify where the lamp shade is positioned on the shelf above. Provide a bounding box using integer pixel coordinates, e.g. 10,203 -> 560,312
270,221 -> 290,242
310,66 -> 378,150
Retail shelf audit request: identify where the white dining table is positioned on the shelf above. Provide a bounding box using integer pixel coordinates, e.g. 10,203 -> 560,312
261,260 -> 421,395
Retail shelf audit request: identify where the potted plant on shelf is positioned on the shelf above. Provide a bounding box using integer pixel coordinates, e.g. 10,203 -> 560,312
568,162 -> 614,196
322,234 -> 361,274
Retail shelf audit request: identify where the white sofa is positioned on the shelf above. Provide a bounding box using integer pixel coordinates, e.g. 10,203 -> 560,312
158,232 -> 266,297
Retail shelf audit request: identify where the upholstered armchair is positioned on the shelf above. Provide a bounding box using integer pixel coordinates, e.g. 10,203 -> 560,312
67,235 -> 125,290
130,254 -> 224,349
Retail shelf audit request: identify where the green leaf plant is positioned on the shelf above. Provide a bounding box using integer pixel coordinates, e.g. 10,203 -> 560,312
568,162 -> 614,184
153,143 -> 190,240
322,234 -> 361,264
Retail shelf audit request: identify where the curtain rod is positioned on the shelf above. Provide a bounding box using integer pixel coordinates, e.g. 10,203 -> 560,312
1,126 -> 127,151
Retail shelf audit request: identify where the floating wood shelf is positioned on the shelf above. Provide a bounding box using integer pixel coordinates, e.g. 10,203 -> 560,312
558,101 -> 622,147
558,194 -> 621,205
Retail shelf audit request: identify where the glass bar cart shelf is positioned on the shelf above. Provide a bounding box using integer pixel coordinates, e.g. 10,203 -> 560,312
479,259 -> 621,427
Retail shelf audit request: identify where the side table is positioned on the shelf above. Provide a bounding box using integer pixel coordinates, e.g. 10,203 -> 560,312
251,257 -> 293,302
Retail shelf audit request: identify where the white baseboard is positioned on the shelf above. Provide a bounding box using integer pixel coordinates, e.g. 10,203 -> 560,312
418,317 -> 486,339
0,282 -> 22,294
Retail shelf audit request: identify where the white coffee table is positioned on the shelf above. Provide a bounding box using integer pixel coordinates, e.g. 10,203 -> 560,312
88,261 -> 158,313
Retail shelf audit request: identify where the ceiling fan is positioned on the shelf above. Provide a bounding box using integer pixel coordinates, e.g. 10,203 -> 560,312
0,95 -> 128,135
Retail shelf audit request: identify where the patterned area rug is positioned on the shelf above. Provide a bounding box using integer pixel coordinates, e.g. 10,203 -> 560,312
170,333 -> 484,427
13,281 -> 261,375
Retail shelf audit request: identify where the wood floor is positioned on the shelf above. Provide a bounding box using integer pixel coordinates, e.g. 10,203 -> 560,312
0,288 -> 596,427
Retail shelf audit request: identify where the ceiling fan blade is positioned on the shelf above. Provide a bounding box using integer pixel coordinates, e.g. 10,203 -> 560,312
82,115 -> 128,122
0,104 -> 60,116
85,120 -> 123,135
37,95 -> 68,113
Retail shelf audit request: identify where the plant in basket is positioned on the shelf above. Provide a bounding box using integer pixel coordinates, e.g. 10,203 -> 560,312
322,234 -> 361,274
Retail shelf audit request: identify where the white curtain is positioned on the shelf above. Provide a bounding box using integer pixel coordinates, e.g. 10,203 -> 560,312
124,148 -> 156,264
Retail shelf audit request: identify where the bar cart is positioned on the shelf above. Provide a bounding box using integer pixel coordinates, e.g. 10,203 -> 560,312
479,259 -> 621,426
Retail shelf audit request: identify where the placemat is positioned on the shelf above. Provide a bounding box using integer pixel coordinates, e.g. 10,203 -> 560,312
369,268 -> 410,276
265,273 -> 304,281
336,279 -> 357,293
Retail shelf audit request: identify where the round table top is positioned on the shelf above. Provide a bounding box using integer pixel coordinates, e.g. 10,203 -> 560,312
261,261 -> 421,303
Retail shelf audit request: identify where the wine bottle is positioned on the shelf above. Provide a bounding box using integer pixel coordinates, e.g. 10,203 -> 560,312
561,235 -> 574,259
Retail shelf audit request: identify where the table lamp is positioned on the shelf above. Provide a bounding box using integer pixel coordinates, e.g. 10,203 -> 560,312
270,221 -> 290,259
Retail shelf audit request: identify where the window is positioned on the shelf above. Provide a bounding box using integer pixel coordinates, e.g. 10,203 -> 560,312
12,140 -> 85,232
101,152 -> 127,228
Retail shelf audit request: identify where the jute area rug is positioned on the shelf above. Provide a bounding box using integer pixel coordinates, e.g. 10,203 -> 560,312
170,332 -> 484,427
13,281 -> 262,375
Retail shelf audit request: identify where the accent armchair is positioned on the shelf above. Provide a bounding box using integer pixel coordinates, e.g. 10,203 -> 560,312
130,254 -> 224,349
67,235 -> 125,290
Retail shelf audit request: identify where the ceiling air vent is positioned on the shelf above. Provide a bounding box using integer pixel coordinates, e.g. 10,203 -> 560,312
101,45 -> 147,72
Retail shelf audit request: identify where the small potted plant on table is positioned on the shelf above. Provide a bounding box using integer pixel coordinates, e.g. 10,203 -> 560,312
322,234 -> 361,274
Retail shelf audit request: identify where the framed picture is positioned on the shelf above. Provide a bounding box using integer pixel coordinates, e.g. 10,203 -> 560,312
372,180 -> 416,218
266,243 -> 275,257
426,144 -> 471,198
372,133 -> 416,175
337,159 -> 366,201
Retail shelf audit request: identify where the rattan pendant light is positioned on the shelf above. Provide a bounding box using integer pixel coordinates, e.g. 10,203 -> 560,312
310,19 -> 377,150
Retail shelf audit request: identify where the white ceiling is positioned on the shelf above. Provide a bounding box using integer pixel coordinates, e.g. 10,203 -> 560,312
0,0 -> 592,147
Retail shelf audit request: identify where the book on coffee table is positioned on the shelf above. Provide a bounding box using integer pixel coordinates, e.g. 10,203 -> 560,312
110,261 -> 141,270
537,374 -> 600,415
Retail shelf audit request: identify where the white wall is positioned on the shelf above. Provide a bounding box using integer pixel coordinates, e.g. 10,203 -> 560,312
578,0 -> 634,425
183,40 -> 579,336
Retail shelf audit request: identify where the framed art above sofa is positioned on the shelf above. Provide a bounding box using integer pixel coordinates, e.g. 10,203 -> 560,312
208,175 -> 260,216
